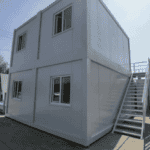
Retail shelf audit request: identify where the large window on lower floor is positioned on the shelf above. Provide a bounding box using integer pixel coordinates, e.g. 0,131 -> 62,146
50,76 -> 71,104
12,81 -> 22,99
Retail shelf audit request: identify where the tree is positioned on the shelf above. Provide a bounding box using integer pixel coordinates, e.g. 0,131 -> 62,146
0,55 -> 9,74
5,68 -> 9,74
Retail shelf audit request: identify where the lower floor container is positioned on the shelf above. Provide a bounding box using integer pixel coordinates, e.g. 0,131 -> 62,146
5,59 -> 130,146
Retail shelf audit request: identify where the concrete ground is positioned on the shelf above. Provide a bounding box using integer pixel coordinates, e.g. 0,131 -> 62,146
0,113 -> 149,150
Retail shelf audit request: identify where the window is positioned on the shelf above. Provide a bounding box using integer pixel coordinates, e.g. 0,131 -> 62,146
13,81 -> 22,99
54,6 -> 72,35
51,76 -> 71,104
0,77 -> 1,92
0,95 -> 2,101
18,33 -> 26,51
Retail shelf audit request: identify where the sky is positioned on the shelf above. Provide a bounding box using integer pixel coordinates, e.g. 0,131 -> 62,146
0,0 -> 150,72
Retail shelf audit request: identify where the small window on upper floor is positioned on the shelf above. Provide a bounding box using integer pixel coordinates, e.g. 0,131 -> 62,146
54,6 -> 72,35
17,33 -> 26,51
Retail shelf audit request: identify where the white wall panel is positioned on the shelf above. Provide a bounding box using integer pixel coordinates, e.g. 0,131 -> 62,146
98,65 -> 112,131
40,6 -> 73,60
39,0 -> 87,64
97,1 -> 110,61
87,0 -> 131,76
35,60 -> 83,140
110,20 -> 118,69
87,61 -> 129,140
8,70 -> 34,123
87,61 -> 99,138
87,0 -> 98,57
123,34 -> 130,72
12,18 -> 38,71
109,72 -> 129,123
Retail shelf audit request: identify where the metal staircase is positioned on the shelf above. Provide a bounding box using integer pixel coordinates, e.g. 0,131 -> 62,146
112,58 -> 150,139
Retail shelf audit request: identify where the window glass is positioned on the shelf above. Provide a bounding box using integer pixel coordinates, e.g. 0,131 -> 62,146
61,76 -> 70,104
63,6 -> 72,31
55,12 -> 62,34
18,36 -> 22,51
52,77 -> 60,102
0,77 -> 1,92
18,33 -> 26,51
13,81 -> 18,98
54,78 -> 60,93
17,81 -> 22,99
0,95 -> 2,101
22,34 -> 26,49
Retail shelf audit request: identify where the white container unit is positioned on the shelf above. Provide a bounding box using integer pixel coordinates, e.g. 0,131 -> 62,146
6,0 -> 131,147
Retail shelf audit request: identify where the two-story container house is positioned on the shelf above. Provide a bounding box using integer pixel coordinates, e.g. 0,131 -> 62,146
5,0 -> 131,147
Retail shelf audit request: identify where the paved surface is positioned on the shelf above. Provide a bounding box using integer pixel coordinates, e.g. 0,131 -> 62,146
0,114 -> 149,150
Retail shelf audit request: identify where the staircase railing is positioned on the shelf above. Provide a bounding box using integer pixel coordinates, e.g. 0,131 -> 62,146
112,73 -> 133,133
141,57 -> 150,139
131,61 -> 147,73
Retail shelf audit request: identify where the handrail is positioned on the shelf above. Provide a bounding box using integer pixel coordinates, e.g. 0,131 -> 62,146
112,73 -> 133,133
131,61 -> 147,73
141,57 -> 150,139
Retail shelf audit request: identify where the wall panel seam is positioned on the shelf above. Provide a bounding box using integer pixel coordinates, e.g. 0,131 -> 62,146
33,68 -> 38,123
10,29 -> 16,67
96,0 -> 101,127
37,11 -> 42,59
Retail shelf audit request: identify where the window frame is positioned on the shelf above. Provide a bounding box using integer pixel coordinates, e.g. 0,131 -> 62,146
12,80 -> 23,100
50,74 -> 71,107
53,4 -> 73,36
16,31 -> 27,52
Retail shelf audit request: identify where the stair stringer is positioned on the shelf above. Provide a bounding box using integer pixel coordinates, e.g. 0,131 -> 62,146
112,73 -> 133,133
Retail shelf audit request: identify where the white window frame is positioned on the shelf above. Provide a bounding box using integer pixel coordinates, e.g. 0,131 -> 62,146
53,5 -> 72,36
50,75 -> 71,106
17,31 -> 27,52
12,80 -> 23,100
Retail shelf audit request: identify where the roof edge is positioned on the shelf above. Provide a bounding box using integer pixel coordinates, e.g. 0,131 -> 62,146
15,0 -> 62,32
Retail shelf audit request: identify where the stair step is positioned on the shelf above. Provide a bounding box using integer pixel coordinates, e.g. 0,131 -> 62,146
129,87 -> 143,89
127,91 -> 143,93
131,80 -> 145,82
133,73 -> 146,75
128,89 -> 143,92
131,81 -> 145,82
130,82 -> 144,85
116,123 -> 142,130
127,94 -> 143,95
124,101 -> 143,103
126,97 -> 142,99
114,129 -> 141,137
121,113 -> 143,117
118,118 -> 142,123
130,86 -> 144,88
127,93 -> 143,95
133,73 -> 145,75
122,109 -> 143,112
123,105 -> 143,107
130,84 -> 144,85
129,85 -> 144,87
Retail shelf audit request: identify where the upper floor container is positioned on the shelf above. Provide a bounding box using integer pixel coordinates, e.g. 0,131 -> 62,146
10,0 -> 131,76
